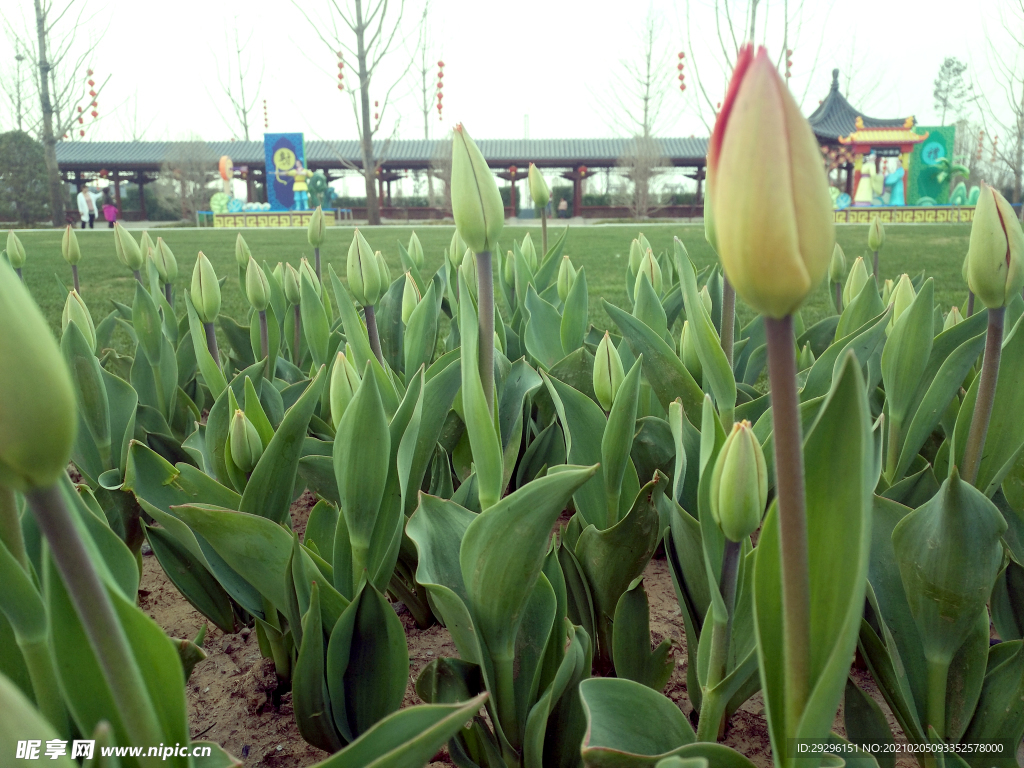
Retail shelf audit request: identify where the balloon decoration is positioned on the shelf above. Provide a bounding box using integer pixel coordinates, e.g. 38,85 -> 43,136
337,50 -> 345,92
436,60 -> 445,121
677,52 -> 686,93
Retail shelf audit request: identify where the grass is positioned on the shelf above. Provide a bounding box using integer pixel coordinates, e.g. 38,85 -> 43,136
12,223 -> 973,344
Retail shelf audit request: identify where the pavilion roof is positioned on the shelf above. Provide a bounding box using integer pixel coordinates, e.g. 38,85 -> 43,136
807,69 -> 913,142
838,119 -> 928,146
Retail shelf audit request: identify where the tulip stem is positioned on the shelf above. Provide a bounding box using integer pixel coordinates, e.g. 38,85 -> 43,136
133,269 -> 143,284
967,291 -> 975,317
21,638 -> 70,739
541,210 -> 548,256
764,315 -> 811,731
835,282 -> 843,314
696,538 -> 741,742
293,305 -> 302,365
27,482 -> 166,759
72,264 -> 80,293
363,304 -> 385,365
203,321 -> 221,365
872,250 -> 879,278
258,309 -> 269,362
314,247 -> 321,282
885,414 -> 902,483
0,486 -> 27,570
164,282 -> 172,306
961,307 -> 1005,485
926,657 -> 949,738
721,277 -> 736,367
476,251 -> 495,415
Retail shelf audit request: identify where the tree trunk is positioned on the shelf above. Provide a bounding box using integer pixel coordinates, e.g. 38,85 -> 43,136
354,0 -> 381,226
35,0 -> 66,228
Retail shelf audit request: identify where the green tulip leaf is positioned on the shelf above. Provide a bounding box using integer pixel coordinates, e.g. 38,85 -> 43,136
612,578 -> 674,691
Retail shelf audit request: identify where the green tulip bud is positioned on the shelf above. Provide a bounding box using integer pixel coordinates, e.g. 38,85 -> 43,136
494,331 -> 504,354
868,216 -> 885,251
448,231 -> 467,268
710,420 -> 768,542
521,232 -> 538,272
228,409 -> 263,474
628,239 -> 644,275
5,231 -> 26,269
347,230 -> 381,306
307,205 -> 326,247
284,263 -> 302,306
245,257 -> 271,311
190,251 -> 221,324
235,233 -> 252,267
329,351 -> 360,429
62,290 -> 96,352
829,242 -> 847,283
699,285 -> 713,317
503,250 -> 515,285
0,259 -> 77,491
965,182 -> 1024,309
375,250 -> 392,288
272,262 -> 285,292
460,251 -> 478,301
888,274 -> 916,334
593,331 -> 625,411
797,342 -> 815,371
557,255 -> 577,302
153,237 -> 178,283
62,225 -> 81,265
635,249 -> 663,296
138,231 -> 153,263
299,257 -> 321,299
113,222 -> 143,270
408,231 -> 425,270
679,321 -> 702,381
401,273 -> 421,325
528,163 -> 550,208
638,233 -> 652,257
943,306 -> 964,332
451,124 -> 504,254
843,256 -> 869,306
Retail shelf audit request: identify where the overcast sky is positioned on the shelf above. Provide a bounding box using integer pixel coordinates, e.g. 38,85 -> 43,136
1,0 -> 1006,147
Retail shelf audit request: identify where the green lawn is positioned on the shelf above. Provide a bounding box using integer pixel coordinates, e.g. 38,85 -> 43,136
11,223 -> 972,343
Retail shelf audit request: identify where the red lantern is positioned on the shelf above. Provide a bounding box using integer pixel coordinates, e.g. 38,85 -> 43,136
63,133 -> 68,138
100,169 -> 108,178
87,79 -> 95,87
509,165 -> 517,175
374,100 -> 379,107
78,117 -> 84,124
87,68 -> 93,76
338,72 -> 344,80
438,70 -> 444,79
90,110 -> 98,118
337,61 -> 344,69
77,106 -> 83,112
89,90 -> 96,97
677,63 -> 683,71
437,92 -> 443,101
374,112 -> 379,120
91,101 -> 97,107
338,84 -> 344,91
437,60 -> 444,67
678,52 -> 684,59
79,130 -> 85,136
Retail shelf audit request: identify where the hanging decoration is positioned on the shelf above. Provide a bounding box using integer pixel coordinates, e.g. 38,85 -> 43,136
263,98 -> 269,129
976,130 -> 984,163
79,67 -> 100,138
436,60 -> 445,121
337,50 -> 345,92
785,49 -> 793,80
374,100 -> 380,123
992,135 -> 999,163
677,52 -> 686,93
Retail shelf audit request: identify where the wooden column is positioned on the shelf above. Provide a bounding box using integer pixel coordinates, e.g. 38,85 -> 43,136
180,177 -> 188,220
137,173 -> 148,220
695,165 -> 704,202
112,170 -> 122,210
573,168 -> 583,218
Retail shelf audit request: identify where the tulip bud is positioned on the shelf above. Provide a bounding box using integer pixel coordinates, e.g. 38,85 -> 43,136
628,239 -> 644,275
699,285 -> 713,317
709,45 -> 834,318
710,420 -> 768,542
62,290 -> 97,352
638,233 -> 652,256
494,331 -> 504,355
272,262 -> 285,292
62,225 -> 81,265
843,256 -> 870,306
191,251 -> 221,324
299,257 -> 321,298
138,231 -> 153,264
965,182 -> 1024,309
375,250 -> 392,288
6,231 -> 26,269
521,232 -> 538,272
451,124 -> 504,254
153,237 -> 178,283
246,257 -> 271,311
307,205 -> 326,247
528,163 -> 550,208
868,217 -> 885,251
503,250 -> 515,285
228,409 -> 263,474
408,231 -> 425,270
679,321 -> 702,381
890,274 -> 916,330
797,342 -> 815,371
593,331 -> 625,411
880,278 -> 894,307
402,272 -> 421,325
557,255 -> 577,302
235,233 -> 252,267
460,251 -> 478,301
347,230 -> 381,306
284,263 -> 302,306
829,242 -> 847,283
635,249 -> 663,296
448,231 -> 467,268
113,222 -> 143,270
329,351 -> 360,429
0,260 -> 77,491
943,306 -> 964,332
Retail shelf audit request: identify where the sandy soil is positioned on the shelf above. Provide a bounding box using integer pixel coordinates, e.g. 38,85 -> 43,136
140,495 -> 906,768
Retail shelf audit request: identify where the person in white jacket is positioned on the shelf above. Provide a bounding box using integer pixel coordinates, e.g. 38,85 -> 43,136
77,186 -> 99,229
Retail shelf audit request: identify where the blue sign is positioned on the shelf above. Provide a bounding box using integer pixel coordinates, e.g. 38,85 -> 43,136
264,133 -> 311,211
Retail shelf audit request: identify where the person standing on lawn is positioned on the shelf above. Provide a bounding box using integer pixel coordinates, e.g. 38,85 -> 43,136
77,186 -> 99,229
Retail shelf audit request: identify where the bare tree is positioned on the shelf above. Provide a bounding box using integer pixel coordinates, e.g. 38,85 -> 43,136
979,0 -> 1024,205
934,57 -> 976,126
295,0 -> 413,225
117,89 -> 156,142
409,2 -> 439,203
164,139 -> 217,221
211,25 -> 264,142
618,135 -> 668,219
0,43 -> 34,132
429,131 -> 452,214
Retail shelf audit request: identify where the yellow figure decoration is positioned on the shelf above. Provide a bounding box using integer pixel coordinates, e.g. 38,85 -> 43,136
273,148 -> 313,210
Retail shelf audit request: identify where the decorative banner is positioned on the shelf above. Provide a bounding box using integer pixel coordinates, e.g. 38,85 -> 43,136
264,133 -> 308,211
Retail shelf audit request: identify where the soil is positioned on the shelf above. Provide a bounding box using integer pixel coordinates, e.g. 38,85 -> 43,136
139,494 -> 907,768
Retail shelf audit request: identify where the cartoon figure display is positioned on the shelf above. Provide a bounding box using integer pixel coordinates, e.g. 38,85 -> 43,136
264,133 -> 309,211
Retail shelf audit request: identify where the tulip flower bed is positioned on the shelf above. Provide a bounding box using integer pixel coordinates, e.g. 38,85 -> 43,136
5,47 -> 1024,768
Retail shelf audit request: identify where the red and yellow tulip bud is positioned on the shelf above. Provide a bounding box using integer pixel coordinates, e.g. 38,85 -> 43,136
228,409 -> 263,474
190,251 -> 221,324
347,230 -> 381,306
843,256 -> 869,306
451,124 -> 504,254
329,351 -> 360,429
594,331 -> 625,411
408,231 -> 425,270
402,272 -> 421,325
6,230 -> 26,268
113,222 -> 143,270
528,163 -> 550,208
245,257 -> 270,312
710,420 -> 768,542
61,225 -> 81,266
284,263 -> 301,306
868,217 -> 885,251
153,238 -> 177,283
235,233 -> 252,267
307,205 -> 326,248
965,182 -> 1024,309
0,260 -> 77,491
62,290 -> 96,352
557,255 -> 577,302
708,45 -> 834,318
